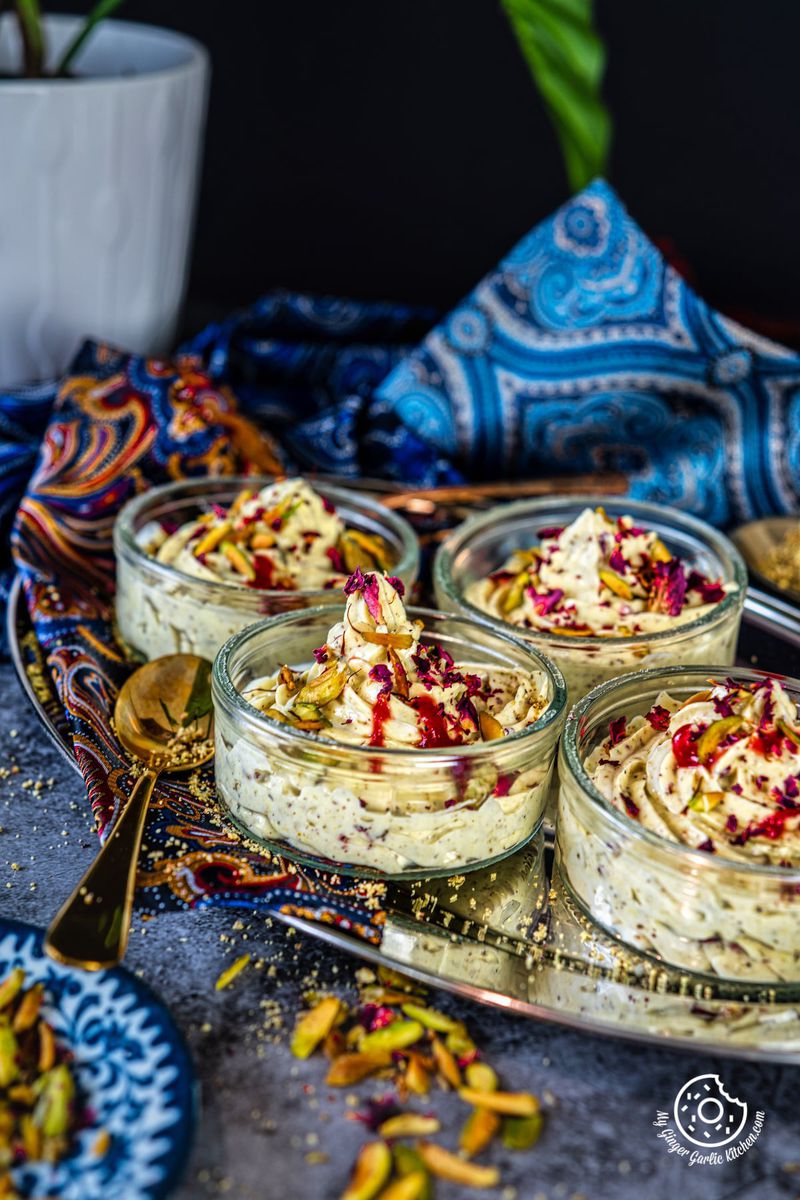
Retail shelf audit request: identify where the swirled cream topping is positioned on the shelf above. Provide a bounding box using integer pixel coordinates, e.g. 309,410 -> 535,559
142,478 -> 391,591
588,677 -> 800,865
466,507 -> 730,637
243,570 -> 547,748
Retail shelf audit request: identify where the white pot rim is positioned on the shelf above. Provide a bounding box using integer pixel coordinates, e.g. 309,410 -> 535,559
0,13 -> 208,90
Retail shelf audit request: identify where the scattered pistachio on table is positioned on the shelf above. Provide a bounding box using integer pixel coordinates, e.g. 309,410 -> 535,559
0,967 -> 91,1197
290,966 -> 544,1197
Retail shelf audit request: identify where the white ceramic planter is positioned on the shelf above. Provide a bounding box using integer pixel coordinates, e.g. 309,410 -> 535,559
0,15 -> 209,387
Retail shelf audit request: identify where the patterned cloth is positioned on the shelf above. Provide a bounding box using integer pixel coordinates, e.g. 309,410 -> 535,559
11,343 -> 385,939
378,179 -> 800,527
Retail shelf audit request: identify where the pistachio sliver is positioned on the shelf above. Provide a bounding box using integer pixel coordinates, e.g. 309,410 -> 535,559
13,984 -> 43,1033
688,791 -> 725,813
445,1023 -> 476,1058
0,1026 -> 19,1087
34,1064 -> 74,1139
292,701 -> 328,724
37,1022 -> 56,1074
20,1113 -> 42,1161
460,1106 -> 501,1157
393,1148 -> 434,1200
415,1141 -> 500,1189
358,629 -> 415,650
376,1171 -> 429,1200
221,540 -> 255,581
777,718 -> 800,748
502,1111 -> 544,1149
458,1087 -> 539,1116
379,1114 -> 440,1139
431,1036 -> 461,1089
684,690 -> 712,705
291,996 -> 344,1059
502,569 -> 531,614
400,1003 -> 458,1034
464,1062 -> 498,1093
326,1052 -> 392,1086
296,665 -> 348,706
403,1053 -> 431,1096
193,521 -> 232,556
341,1140 -> 393,1200
345,529 -> 391,571
697,716 -> 745,763
598,567 -> 633,600
478,711 -> 503,742
360,1019 -> 423,1056
0,970 -> 24,1012
279,665 -> 298,693
228,488 -> 254,517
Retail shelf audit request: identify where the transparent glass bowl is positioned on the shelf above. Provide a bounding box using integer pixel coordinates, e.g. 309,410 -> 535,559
434,495 -> 747,704
114,477 -> 419,662
212,605 -> 567,879
555,665 -> 800,986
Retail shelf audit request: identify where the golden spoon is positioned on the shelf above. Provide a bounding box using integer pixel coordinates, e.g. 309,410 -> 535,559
44,654 -> 215,971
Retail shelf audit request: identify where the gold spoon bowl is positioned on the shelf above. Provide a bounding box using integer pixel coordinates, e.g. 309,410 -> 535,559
44,654 -> 215,971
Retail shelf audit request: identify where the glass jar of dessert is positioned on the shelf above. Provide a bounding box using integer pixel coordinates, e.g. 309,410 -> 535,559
212,570 -> 566,878
114,476 -> 419,662
556,665 -> 800,985
434,496 -> 746,703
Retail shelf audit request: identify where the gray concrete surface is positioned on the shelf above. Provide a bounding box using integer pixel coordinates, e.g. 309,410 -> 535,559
0,662 -> 798,1200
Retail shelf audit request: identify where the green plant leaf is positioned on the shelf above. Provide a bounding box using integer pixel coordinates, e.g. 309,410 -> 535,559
55,0 -> 126,76
499,0 -> 611,191
15,0 -> 45,76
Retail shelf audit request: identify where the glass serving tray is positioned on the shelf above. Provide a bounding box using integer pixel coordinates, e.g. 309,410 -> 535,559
9,574 -> 800,1065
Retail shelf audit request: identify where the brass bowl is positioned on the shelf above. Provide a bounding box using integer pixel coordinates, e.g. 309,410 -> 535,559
731,515 -> 800,606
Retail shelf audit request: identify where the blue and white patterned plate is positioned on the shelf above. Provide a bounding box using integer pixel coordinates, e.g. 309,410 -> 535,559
0,918 -> 195,1200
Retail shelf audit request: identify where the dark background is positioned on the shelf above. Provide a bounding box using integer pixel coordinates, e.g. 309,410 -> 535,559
49,0 -> 800,333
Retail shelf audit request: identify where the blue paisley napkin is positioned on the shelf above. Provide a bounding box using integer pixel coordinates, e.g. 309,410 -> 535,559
377,179 -> 800,527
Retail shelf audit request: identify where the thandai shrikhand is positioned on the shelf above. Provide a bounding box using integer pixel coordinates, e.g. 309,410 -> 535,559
464,506 -> 740,702
467,506 -> 728,638
215,572 -> 560,874
116,476 -> 400,662
588,678 -> 800,865
147,476 -> 390,592
557,675 -> 800,982
244,570 -> 546,747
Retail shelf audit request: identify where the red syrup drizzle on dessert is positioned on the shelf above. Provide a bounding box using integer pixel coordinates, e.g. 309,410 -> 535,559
412,694 -> 462,749
369,692 -> 391,749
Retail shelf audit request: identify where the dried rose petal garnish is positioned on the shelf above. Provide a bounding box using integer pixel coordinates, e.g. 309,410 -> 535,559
608,716 -> 627,745
645,705 -> 671,731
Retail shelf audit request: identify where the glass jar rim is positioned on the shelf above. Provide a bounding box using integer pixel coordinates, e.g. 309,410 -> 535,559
114,475 -> 420,602
561,662 -> 800,881
212,602 -> 568,760
434,494 -> 747,649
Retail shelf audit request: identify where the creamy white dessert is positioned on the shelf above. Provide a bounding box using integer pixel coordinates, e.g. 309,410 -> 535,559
215,571 -> 559,873
116,478 -> 393,661
558,677 -> 800,981
466,507 -> 737,699
151,477 -> 350,591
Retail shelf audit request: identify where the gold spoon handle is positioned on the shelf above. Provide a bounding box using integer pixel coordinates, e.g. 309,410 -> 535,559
44,770 -> 159,971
